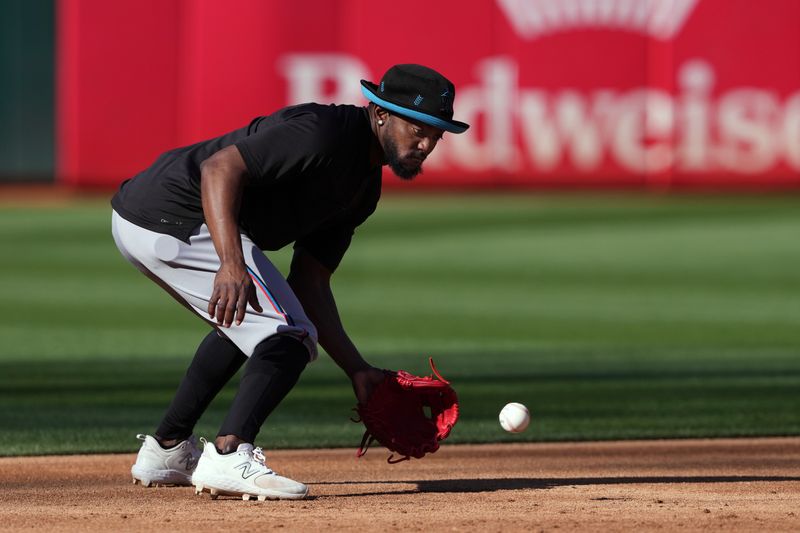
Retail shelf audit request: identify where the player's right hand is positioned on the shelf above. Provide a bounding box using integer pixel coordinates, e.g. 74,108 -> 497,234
208,261 -> 263,327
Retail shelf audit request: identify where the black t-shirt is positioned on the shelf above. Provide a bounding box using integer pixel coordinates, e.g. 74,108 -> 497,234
111,103 -> 382,271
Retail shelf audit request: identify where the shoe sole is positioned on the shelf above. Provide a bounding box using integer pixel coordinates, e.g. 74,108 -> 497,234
193,479 -> 309,501
131,465 -> 193,487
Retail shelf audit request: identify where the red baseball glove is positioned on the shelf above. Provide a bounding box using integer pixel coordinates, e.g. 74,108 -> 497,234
353,357 -> 459,463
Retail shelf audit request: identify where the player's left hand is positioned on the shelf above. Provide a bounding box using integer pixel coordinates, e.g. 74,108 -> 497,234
351,366 -> 389,405
353,358 -> 459,463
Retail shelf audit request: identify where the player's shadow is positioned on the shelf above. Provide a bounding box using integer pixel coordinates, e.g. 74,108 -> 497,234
314,475 -> 800,497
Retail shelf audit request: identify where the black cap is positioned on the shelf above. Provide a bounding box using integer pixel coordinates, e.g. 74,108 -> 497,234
360,64 -> 469,134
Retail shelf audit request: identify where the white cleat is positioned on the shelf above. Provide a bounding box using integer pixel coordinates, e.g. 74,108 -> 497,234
130,434 -> 201,487
191,439 -> 309,501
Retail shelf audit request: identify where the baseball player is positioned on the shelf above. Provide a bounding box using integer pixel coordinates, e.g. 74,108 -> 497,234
112,64 -> 469,500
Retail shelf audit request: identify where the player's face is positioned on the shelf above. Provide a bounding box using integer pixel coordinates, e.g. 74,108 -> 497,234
383,114 -> 444,180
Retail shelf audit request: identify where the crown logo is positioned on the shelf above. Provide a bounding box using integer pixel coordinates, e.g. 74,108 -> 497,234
496,0 -> 699,41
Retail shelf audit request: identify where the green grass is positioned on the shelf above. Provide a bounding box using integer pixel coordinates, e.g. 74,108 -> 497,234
1,193 -> 799,455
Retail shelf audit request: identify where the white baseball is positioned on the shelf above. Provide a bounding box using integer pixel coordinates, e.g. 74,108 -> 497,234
499,402 -> 530,433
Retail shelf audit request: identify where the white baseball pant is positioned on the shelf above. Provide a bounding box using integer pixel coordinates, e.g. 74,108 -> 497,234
111,210 -> 318,360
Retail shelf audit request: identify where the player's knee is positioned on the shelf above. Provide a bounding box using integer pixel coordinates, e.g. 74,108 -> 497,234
292,319 -> 317,347
250,334 -> 310,375
306,324 -> 319,348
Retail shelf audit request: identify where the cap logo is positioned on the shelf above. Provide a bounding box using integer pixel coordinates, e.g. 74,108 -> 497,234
440,89 -> 453,114
413,95 -> 424,106
380,81 -> 385,92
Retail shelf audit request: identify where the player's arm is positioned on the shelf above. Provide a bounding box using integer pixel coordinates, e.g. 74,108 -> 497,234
287,248 -> 385,404
200,145 -> 263,327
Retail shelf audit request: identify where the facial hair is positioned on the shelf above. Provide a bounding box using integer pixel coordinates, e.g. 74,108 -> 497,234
384,136 -> 423,180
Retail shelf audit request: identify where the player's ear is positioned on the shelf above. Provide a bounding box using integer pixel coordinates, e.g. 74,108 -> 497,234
374,106 -> 389,126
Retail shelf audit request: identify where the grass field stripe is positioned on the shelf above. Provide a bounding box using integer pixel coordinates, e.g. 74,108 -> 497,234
7,197 -> 800,455
246,266 -> 291,323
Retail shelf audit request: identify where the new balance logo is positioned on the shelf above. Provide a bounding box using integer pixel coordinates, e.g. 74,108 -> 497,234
235,460 -> 261,479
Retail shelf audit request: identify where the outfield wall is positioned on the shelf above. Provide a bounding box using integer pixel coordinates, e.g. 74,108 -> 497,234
57,0 -> 800,189
0,0 -> 54,181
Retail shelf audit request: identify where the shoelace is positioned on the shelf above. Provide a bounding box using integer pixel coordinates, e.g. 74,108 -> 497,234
248,447 -> 274,475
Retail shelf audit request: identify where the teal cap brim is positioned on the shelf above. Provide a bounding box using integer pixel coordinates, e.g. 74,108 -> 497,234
360,84 -> 469,134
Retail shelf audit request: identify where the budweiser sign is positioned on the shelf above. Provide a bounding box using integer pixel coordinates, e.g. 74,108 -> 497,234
282,54 -> 800,177
58,0 -> 800,188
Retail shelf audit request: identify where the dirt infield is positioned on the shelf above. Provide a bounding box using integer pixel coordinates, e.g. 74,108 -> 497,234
1,438 -> 799,532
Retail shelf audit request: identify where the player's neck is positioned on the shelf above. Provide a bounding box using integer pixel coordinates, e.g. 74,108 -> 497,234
367,111 -> 386,168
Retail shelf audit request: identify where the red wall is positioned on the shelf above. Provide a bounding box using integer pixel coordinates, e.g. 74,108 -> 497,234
57,0 -> 800,189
